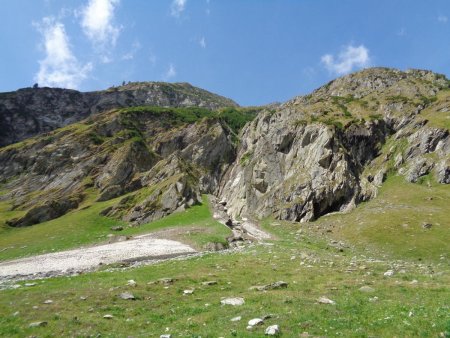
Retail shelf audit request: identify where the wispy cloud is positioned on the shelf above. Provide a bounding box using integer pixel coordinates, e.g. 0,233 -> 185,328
321,44 -> 370,75
122,41 -> 141,60
199,36 -> 206,48
80,0 -> 120,59
171,0 -> 186,17
163,63 -> 176,80
34,17 -> 92,89
438,15 -> 448,23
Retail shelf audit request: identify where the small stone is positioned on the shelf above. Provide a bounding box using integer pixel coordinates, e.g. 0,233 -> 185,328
43,299 -> 53,304
265,324 -> 280,336
422,222 -> 432,229
230,316 -> 241,322
111,226 -> 124,231
29,321 -> 47,328
127,280 -> 137,287
201,281 -> 218,286
103,314 -> 114,319
317,296 -> 335,305
248,318 -> 264,326
249,281 -> 288,291
410,280 -> 418,284
119,292 -> 135,300
384,270 -> 394,277
183,289 -> 194,295
221,297 -> 245,306
13,311 -> 20,316
369,296 -> 379,302
80,296 -> 87,300
160,335 -> 172,338
25,283 -> 37,287
158,278 -> 175,285
359,286 -> 375,293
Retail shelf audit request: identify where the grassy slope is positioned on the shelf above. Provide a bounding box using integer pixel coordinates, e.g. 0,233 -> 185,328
0,175 -> 448,337
0,194 -> 229,261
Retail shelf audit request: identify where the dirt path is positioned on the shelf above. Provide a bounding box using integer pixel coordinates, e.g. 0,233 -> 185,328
0,234 -> 196,280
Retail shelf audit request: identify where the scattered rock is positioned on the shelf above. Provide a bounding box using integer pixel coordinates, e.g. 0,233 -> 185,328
317,296 -> 335,305
119,292 -> 135,300
127,279 -> 137,287
110,226 -> 124,231
359,286 -> 375,293
230,316 -> 241,322
250,281 -> 288,291
248,318 -> 264,326
157,278 -> 175,285
29,321 -> 48,328
384,270 -> 395,277
422,222 -> 432,229
201,281 -> 218,286
221,297 -> 245,306
43,299 -> 53,304
103,314 -> 114,319
183,289 -> 194,295
25,283 -> 37,287
160,335 -> 172,338
265,324 -> 280,336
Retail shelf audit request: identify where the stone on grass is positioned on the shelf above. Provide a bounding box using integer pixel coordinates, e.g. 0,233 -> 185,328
103,314 -> 114,319
422,222 -> 432,229
221,297 -> 245,306
43,299 -> 53,304
110,226 -> 124,231
317,296 -> 335,305
359,286 -> 375,293
119,292 -> 135,300
29,321 -> 47,328
384,270 -> 394,277
201,281 -> 218,286
25,283 -> 37,287
250,281 -> 288,291
183,289 -> 194,295
160,335 -> 172,338
265,324 -> 280,336
231,316 -> 241,322
127,279 -> 137,287
248,318 -> 264,326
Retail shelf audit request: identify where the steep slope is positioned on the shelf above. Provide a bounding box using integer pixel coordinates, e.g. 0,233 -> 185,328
0,82 -> 238,147
0,106 -> 239,227
219,68 -> 450,222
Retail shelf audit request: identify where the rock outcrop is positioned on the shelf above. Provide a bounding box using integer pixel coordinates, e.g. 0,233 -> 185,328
218,68 -> 450,222
0,68 -> 449,228
0,82 -> 238,147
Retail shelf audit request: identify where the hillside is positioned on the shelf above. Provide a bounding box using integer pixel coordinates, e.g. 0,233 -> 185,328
0,82 -> 238,147
0,68 -> 448,337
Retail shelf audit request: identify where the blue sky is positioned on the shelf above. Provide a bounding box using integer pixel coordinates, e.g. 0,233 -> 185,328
1,0 -> 450,105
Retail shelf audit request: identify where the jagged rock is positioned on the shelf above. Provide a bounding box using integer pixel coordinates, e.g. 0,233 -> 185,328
7,197 -> 81,227
405,157 -> 434,182
435,159 -> 450,183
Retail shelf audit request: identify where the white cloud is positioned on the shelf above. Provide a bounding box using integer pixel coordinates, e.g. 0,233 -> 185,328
122,41 -> 141,60
199,36 -> 206,48
321,44 -> 370,75
171,0 -> 186,17
34,17 -> 92,89
438,15 -> 448,23
163,64 -> 176,80
80,0 -> 120,51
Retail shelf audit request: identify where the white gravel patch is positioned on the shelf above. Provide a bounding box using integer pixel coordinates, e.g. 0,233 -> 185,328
0,236 -> 196,279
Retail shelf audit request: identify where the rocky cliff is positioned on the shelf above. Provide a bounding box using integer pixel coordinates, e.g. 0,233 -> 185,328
0,82 -> 238,147
218,68 -> 450,222
0,68 -> 449,229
